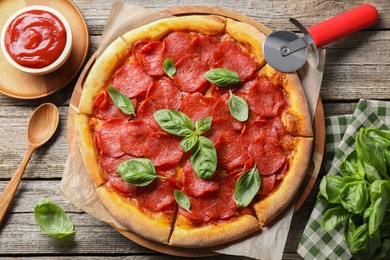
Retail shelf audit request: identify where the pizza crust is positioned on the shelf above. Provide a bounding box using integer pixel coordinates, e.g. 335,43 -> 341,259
96,185 -> 174,244
79,39 -> 130,115
169,209 -> 260,248
253,137 -> 313,225
75,114 -> 107,186
260,64 -> 313,137
225,18 -> 267,67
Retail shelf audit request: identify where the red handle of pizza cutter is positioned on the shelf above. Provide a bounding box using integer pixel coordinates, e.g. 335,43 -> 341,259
307,4 -> 378,47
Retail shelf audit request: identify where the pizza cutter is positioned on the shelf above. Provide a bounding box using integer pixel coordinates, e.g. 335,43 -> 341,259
263,4 -> 379,72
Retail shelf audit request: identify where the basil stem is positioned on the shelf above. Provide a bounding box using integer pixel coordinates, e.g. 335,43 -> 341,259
163,58 -> 176,79
234,166 -> 261,207
107,86 -> 136,116
154,109 -> 195,137
34,198 -> 75,238
228,90 -> 249,122
190,136 -> 217,180
204,68 -> 243,87
117,158 -> 166,186
174,190 -> 191,212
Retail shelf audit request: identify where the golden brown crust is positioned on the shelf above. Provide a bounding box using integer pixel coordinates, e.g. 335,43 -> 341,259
169,210 -> 260,248
75,114 -> 106,186
96,185 -> 174,244
253,137 -> 313,225
225,18 -> 267,67
79,38 -> 130,115
121,15 -> 226,45
260,64 -> 313,137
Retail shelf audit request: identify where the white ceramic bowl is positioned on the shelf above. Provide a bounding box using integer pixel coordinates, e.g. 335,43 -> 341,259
0,5 -> 72,75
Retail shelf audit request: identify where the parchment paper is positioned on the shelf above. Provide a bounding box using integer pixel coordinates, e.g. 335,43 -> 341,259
61,2 -> 325,259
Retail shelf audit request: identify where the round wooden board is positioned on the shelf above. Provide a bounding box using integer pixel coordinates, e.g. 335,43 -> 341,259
67,6 -> 325,257
0,0 -> 89,99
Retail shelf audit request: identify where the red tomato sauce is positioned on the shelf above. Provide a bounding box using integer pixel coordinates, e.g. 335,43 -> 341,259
4,10 -> 67,69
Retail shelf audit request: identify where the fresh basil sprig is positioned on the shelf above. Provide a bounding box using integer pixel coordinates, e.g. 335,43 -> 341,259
234,166 -> 261,207
319,127 -> 390,259
154,110 -> 216,179
34,198 -> 75,238
174,190 -> 191,212
228,90 -> 249,122
107,86 -> 136,116
204,68 -> 243,87
163,58 -> 176,79
117,158 -> 166,186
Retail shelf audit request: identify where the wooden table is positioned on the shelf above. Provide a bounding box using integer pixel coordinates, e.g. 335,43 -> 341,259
0,0 -> 389,259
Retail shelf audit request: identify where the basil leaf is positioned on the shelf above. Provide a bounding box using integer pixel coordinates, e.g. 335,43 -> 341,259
369,180 -> 390,235
163,58 -> 176,79
174,190 -> 191,212
154,109 -> 195,137
190,136 -> 217,180
365,162 -> 382,183
180,134 -> 198,152
319,175 -> 343,203
372,239 -> 390,260
34,198 -> 75,238
228,90 -> 249,122
340,181 -> 369,214
340,150 -> 365,179
117,158 -> 165,186
234,166 -> 261,207
107,86 -> 135,116
347,222 -> 370,256
195,116 -> 212,135
204,68 -> 243,87
321,205 -> 350,232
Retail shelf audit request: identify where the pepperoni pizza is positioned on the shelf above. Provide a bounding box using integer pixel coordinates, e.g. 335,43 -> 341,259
75,15 -> 313,247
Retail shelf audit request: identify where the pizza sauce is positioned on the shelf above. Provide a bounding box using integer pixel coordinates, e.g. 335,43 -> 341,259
91,31 -> 293,225
4,10 -> 67,68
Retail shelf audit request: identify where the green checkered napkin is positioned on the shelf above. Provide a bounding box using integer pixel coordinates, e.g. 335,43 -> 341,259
297,99 -> 390,260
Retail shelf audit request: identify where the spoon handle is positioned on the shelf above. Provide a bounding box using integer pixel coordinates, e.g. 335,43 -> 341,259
0,145 -> 36,225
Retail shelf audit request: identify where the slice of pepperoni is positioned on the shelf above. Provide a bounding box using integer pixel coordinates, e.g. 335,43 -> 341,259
111,63 -> 154,98
143,132 -> 184,168
100,153 -> 134,175
179,175 -> 237,221
138,79 -> 182,120
186,34 -> 220,63
215,131 -> 251,170
213,41 -> 256,80
146,77 -> 181,100
179,92 -> 214,121
246,78 -> 285,119
248,137 -> 286,176
204,118 -> 235,142
134,41 -> 165,76
138,178 -> 176,212
163,32 -> 192,63
96,118 -> 126,158
109,174 -> 138,195
173,54 -> 210,93
259,174 -> 276,196
182,161 -> 220,197
241,117 -> 285,146
120,119 -> 156,157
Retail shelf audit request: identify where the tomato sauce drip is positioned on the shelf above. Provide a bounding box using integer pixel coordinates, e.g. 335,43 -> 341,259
4,10 -> 67,68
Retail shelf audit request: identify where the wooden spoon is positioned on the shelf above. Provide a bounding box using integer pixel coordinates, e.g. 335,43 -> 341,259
0,103 -> 59,225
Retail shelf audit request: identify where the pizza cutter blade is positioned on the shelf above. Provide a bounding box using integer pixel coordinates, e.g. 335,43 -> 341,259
263,4 -> 379,72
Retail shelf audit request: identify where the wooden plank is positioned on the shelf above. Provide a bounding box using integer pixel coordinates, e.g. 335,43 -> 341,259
71,0 -> 390,35
0,106 -> 68,179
